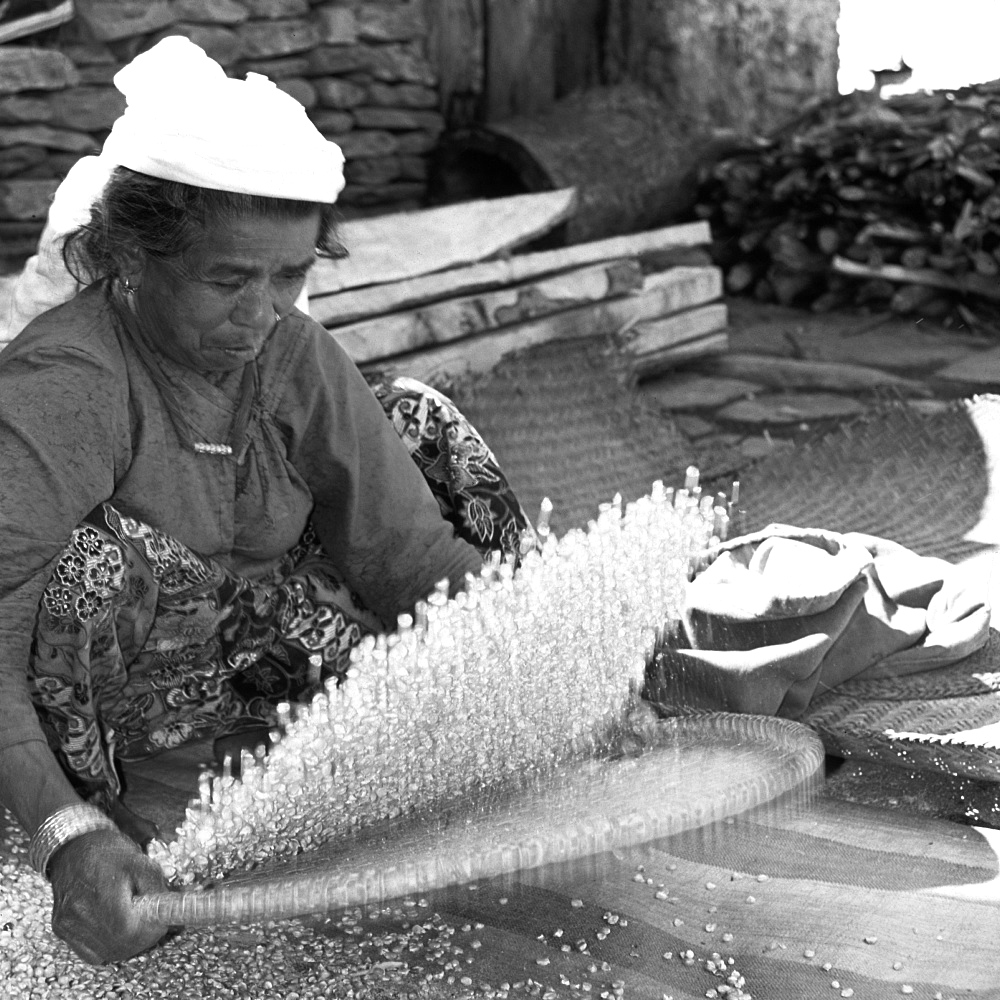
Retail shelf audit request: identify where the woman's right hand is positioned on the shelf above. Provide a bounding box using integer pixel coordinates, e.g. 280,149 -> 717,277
48,828 -> 170,964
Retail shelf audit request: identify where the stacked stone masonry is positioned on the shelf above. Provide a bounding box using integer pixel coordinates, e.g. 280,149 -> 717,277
0,0 -> 443,263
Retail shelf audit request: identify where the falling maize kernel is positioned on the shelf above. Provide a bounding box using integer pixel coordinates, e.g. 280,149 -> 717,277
149,481 -> 720,887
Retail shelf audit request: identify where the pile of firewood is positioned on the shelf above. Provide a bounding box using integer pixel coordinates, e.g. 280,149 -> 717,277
695,80 -> 1000,331
307,188 -> 728,387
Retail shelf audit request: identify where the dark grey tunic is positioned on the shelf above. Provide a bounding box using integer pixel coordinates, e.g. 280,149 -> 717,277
0,282 -> 482,754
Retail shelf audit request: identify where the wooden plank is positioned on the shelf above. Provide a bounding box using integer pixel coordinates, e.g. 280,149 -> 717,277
306,187 -> 579,298
621,302 -> 728,356
631,329 -> 729,379
331,259 -> 644,364
359,267 -> 724,386
833,254 -> 1000,304
618,303 -> 729,377
641,264 -> 723,297
311,220 -> 712,326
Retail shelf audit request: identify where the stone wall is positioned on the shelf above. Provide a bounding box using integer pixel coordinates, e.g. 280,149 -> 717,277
605,0 -> 840,136
0,0 -> 443,267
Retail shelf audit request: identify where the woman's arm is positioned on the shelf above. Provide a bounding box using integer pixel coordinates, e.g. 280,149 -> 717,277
0,321 -> 168,962
283,324 -> 484,625
0,334 -> 121,767
0,741 -> 80,836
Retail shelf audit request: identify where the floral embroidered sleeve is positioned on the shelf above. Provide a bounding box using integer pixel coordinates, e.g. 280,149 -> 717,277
281,326 -> 486,627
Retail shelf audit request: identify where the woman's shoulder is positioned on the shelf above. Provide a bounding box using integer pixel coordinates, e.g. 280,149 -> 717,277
268,306 -> 359,386
0,283 -> 124,379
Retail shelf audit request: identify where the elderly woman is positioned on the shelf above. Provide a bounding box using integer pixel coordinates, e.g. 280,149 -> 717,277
0,38 -> 533,965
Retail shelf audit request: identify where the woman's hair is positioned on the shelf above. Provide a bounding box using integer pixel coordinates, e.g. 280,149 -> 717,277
62,166 -> 346,284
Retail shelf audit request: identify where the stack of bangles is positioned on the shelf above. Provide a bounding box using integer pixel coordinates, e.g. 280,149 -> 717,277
28,804 -> 119,878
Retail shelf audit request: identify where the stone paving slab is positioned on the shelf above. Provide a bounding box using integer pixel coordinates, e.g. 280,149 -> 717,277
640,372 -> 760,411
725,298 -> 984,369
644,300 -> 1000,456
723,299 -> 911,356
790,323 -> 979,373
670,412 -> 718,438
716,392 -> 867,425
933,343 -> 1000,389
698,351 -> 932,396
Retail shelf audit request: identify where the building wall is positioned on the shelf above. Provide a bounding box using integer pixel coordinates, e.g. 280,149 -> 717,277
0,0 -> 841,266
604,0 -> 841,135
0,0 -> 440,264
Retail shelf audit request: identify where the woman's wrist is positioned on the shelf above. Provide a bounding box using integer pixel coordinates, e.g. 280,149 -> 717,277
28,804 -> 118,878
0,739 -> 83,835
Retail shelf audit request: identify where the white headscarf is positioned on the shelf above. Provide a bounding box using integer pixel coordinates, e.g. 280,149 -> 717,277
104,36 -> 344,202
2,36 -> 344,339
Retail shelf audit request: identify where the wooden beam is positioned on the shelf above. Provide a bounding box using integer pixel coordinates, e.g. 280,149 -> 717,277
552,0 -> 604,97
484,0 -> 556,120
358,266 -> 724,386
423,0 -> 485,122
620,302 -> 728,361
306,187 -> 579,298
833,255 -> 1000,304
624,304 -> 730,379
697,352 -> 932,397
311,220 -> 713,327
331,259 -> 644,364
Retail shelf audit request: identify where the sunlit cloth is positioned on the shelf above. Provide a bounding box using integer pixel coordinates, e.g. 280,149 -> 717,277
648,524 -> 991,719
2,35 -> 339,339
104,36 -> 344,202
27,379 -> 537,810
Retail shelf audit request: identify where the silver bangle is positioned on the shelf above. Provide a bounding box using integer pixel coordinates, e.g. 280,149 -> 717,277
28,804 -> 118,877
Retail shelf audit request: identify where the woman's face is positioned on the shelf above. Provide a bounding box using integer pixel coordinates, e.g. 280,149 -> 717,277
132,209 -> 321,373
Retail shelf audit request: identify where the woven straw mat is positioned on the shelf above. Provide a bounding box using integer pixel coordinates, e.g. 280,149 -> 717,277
708,394 -> 1000,782
449,334 -> 740,537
